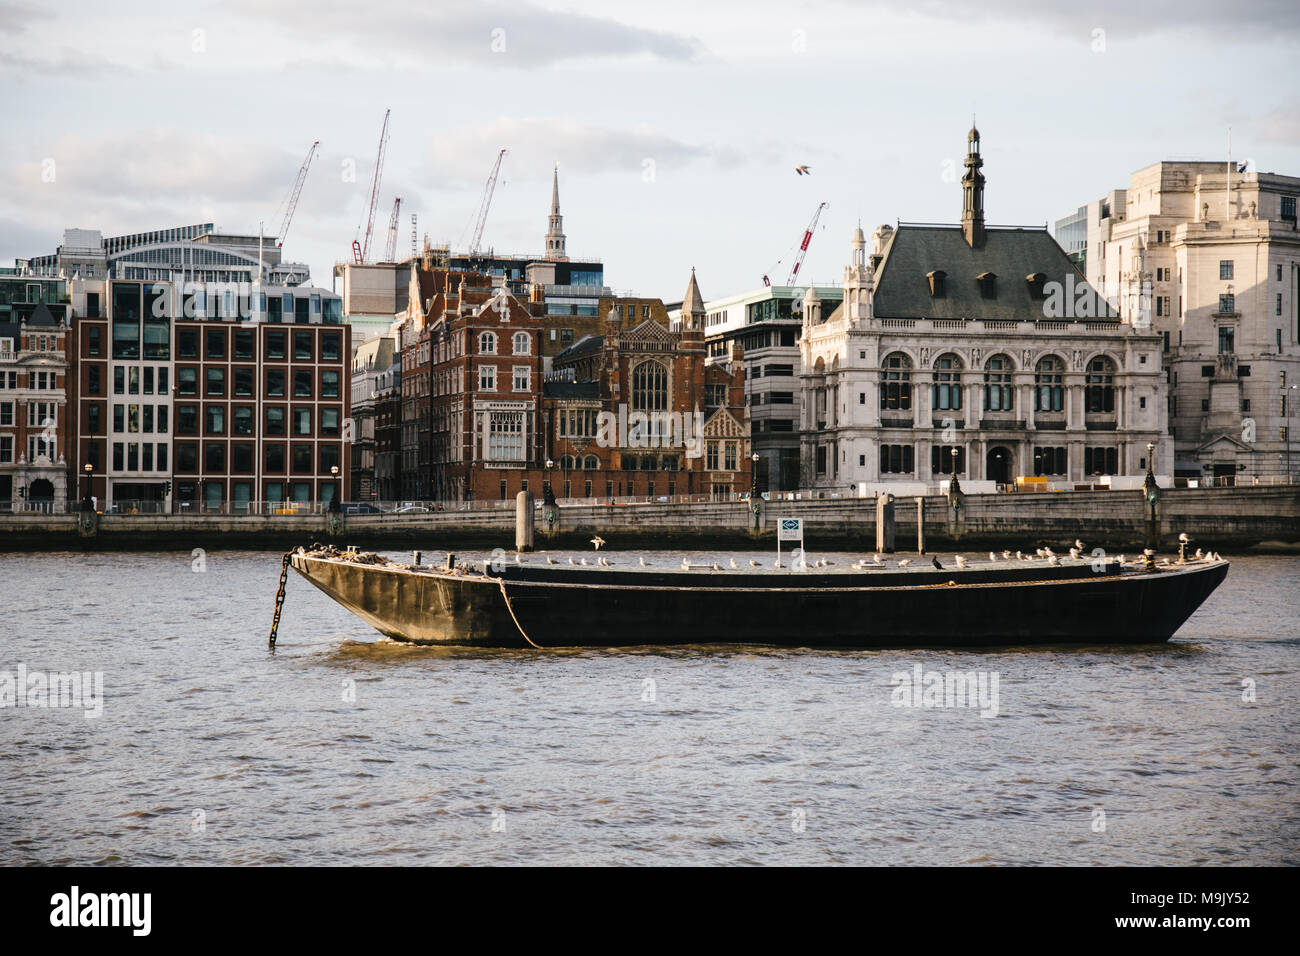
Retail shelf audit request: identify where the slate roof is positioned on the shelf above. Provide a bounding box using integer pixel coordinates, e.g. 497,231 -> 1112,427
555,333 -> 604,362
26,303 -> 60,326
543,379 -> 600,400
861,224 -> 1117,323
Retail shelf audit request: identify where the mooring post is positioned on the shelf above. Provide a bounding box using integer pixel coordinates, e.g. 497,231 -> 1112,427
876,492 -> 896,554
915,496 -> 926,554
516,490 -> 535,553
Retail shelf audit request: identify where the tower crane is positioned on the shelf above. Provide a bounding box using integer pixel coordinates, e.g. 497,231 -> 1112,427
273,140 -> 319,248
352,108 -> 391,264
383,196 -> 403,262
468,148 -> 507,257
763,201 -> 828,287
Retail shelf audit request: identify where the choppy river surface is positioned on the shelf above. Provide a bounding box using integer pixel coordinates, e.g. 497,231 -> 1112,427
2,549 -> 1296,865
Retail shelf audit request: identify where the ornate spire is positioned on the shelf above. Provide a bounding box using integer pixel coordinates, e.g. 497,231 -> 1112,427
961,125 -> 986,248
545,162 -> 567,261
682,267 -> 705,336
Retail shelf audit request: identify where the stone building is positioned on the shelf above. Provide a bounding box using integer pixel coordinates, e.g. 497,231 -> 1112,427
800,128 -> 1168,492
1072,161 -> 1300,479
349,334 -> 396,500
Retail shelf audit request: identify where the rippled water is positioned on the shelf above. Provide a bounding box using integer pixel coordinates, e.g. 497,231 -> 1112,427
2,548 -> 1297,865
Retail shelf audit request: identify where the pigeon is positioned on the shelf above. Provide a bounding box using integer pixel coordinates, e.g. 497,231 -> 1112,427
954,555 -> 968,569
729,558 -> 739,569
795,165 -> 811,176
932,557 -> 944,570
591,536 -> 606,550
898,559 -> 912,568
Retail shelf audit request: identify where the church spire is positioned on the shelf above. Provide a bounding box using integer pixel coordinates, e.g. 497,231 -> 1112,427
545,163 -> 567,261
961,124 -> 986,248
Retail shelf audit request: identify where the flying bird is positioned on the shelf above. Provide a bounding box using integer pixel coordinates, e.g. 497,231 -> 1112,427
591,536 -> 606,550
795,165 -> 811,176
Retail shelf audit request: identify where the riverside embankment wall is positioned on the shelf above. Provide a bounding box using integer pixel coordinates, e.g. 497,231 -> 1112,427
1,486 -> 1297,553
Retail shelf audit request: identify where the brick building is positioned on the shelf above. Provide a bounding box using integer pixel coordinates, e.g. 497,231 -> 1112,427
1,293 -> 71,510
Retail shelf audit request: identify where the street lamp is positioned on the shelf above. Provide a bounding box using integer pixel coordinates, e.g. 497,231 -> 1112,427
330,464 -> 340,513
82,463 -> 92,512
543,458 -> 556,507
1143,441 -> 1158,558
750,452 -> 760,499
949,446 -> 961,496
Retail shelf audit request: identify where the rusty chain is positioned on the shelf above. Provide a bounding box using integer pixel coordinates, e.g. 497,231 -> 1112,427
268,549 -> 292,648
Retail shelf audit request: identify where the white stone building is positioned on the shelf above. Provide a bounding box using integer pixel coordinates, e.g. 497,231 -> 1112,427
1075,161 -> 1300,479
800,128 -> 1169,493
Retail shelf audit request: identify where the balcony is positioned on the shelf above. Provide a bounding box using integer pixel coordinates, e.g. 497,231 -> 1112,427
880,417 -> 914,429
979,419 -> 1026,431
1085,418 -> 1118,431
1034,417 -> 1067,431
930,416 -> 965,429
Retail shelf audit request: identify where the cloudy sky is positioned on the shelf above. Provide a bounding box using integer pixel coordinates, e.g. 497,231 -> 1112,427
3,0 -> 1298,301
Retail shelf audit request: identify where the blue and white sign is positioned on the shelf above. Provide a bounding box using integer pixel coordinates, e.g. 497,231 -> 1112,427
778,518 -> 804,541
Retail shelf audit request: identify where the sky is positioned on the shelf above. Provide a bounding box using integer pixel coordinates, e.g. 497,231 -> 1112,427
2,0 -> 1298,303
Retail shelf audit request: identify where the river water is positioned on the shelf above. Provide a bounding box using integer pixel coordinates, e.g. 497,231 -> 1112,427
2,548 -> 1296,866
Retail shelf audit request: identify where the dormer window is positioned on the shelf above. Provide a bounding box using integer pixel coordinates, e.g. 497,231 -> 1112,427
926,270 -> 946,298
1025,272 -> 1047,300
977,272 -> 997,299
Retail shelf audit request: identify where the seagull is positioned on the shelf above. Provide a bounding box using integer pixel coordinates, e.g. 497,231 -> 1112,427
1002,550 -> 1012,560
872,553 -> 884,565
712,562 -> 722,572
729,558 -> 739,569
1015,551 -> 1024,561
954,555 -> 968,569
749,559 -> 761,567
932,556 -> 944,570
795,164 -> 811,176
591,536 -> 606,550
1117,554 -> 1126,565
1178,532 -> 1189,544
568,556 -> 577,565
1044,547 -> 1056,558
1194,548 -> 1204,559
898,558 -> 912,567
639,556 -> 649,567
1068,547 -> 1079,560
1035,548 -> 1046,558
579,557 -> 589,566
682,558 -> 692,570
989,552 -> 998,563
546,555 -> 557,565
773,557 -> 782,568
1048,554 -> 1060,566
1074,539 -> 1085,551
514,553 -> 523,565
1142,549 -> 1156,557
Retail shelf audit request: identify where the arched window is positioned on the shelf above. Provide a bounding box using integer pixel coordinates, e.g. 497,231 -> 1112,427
880,352 -> 912,411
1086,356 -> 1115,413
932,354 -> 963,411
512,331 -> 530,355
632,361 -> 668,412
560,454 -> 576,470
479,331 -> 496,354
983,355 -> 1013,411
1035,356 -> 1064,412
583,454 -> 599,470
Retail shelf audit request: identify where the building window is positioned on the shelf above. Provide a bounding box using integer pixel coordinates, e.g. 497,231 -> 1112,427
880,444 -> 914,474
234,367 -> 253,396
932,355 -> 962,411
266,330 -> 286,360
206,406 -> 224,435
880,352 -> 912,411
206,368 -> 225,396
1219,260 -> 1234,280
1035,356 -> 1063,412
724,442 -> 737,471
513,366 -> 530,392
293,370 -> 313,398
479,331 -> 497,354
293,408 -> 312,435
321,369 -> 340,398
512,332 -> 530,355
1085,357 -> 1115,413
178,367 -> 197,396
206,328 -> 226,359
1283,197 -> 1297,222
1032,446 -> 1067,476
632,360 -> 668,412
707,441 -> 720,471
926,270 -> 946,298
1218,293 -> 1235,314
931,445 -> 965,475
983,355 -> 1013,411
479,365 -> 496,391
977,272 -> 997,299
487,412 -> 524,461
1084,447 -> 1118,475
1218,327 -> 1234,354
292,444 -> 312,473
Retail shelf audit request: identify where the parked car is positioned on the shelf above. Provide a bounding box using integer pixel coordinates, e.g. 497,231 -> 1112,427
344,503 -> 384,514
393,503 -> 430,514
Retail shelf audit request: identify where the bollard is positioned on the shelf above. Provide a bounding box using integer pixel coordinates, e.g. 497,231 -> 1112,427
445,553 -> 456,571
876,492 -> 896,554
412,550 -> 422,566
516,490 -> 535,553
915,496 -> 925,555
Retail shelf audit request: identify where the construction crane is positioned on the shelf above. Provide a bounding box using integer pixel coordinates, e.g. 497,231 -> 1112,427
352,108 -> 391,264
273,140 -> 319,248
383,196 -> 403,261
763,201 -> 828,287
468,148 -> 507,257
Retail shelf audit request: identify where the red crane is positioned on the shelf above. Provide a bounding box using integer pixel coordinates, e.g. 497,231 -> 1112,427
273,140 -> 318,248
352,108 -> 391,264
763,201 -> 828,287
